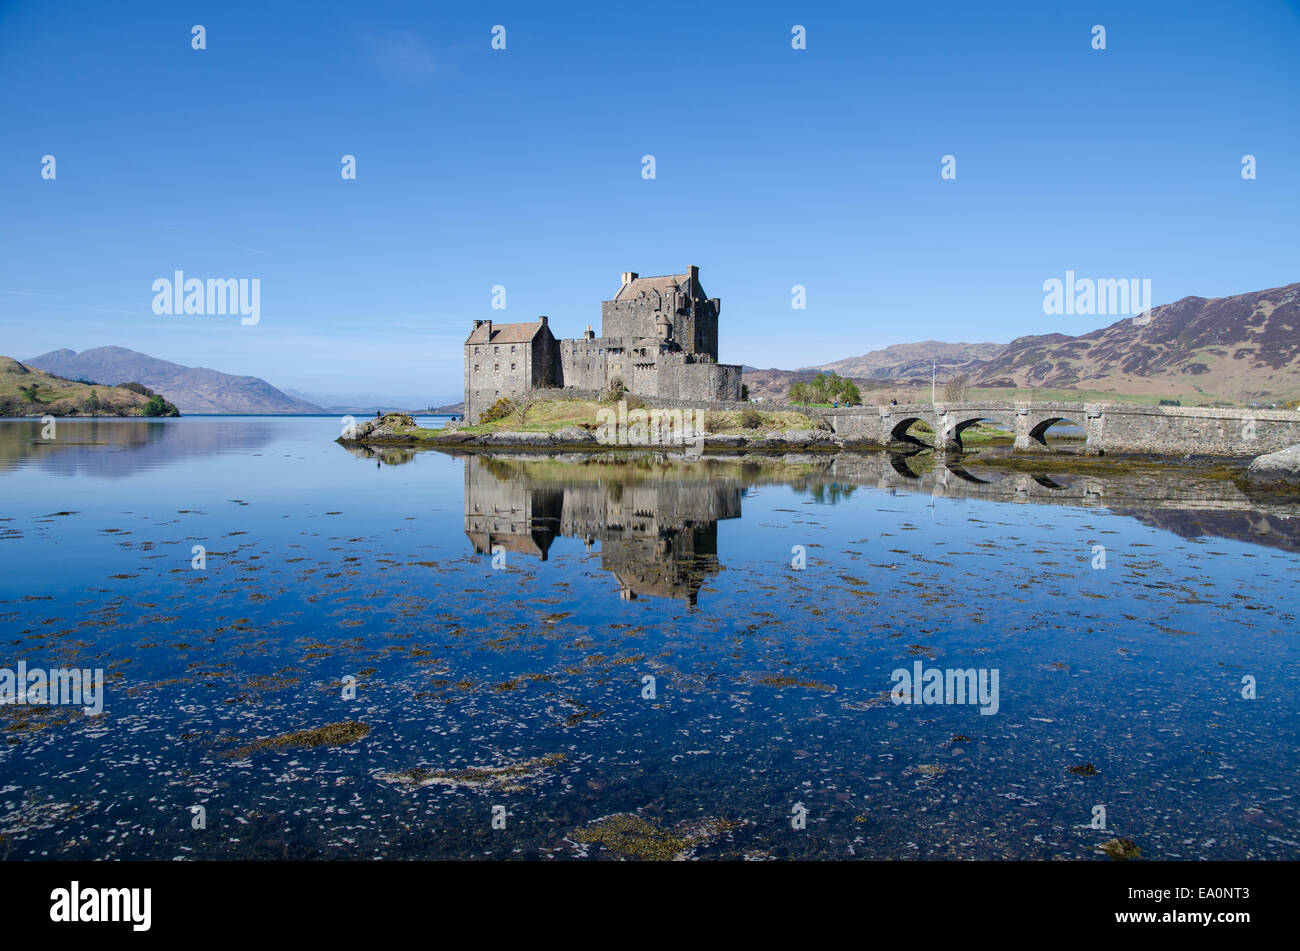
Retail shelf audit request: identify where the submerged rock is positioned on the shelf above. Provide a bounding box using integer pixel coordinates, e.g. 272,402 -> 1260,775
570,813 -> 740,861
1098,837 -> 1142,860
229,720 -> 370,756
374,752 -> 566,792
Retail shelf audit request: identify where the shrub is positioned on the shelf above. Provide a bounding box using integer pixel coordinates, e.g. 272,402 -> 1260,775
479,397 -> 515,423
739,409 -> 763,429
599,378 -> 627,403
704,414 -> 724,434
118,381 -> 155,397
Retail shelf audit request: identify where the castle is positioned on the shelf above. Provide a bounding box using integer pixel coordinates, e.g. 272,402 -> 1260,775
463,266 -> 743,423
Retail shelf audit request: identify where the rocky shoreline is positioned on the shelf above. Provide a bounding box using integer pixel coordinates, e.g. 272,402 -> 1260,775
336,414 -> 1300,482
340,413 -> 877,453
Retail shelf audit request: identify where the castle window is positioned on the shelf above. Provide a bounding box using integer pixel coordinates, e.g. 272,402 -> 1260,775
494,346 -> 499,354
494,364 -> 499,372
511,363 -> 516,371
474,364 -> 480,371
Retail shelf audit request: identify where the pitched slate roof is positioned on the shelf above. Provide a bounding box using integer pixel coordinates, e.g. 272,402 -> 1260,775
613,272 -> 696,303
465,321 -> 547,345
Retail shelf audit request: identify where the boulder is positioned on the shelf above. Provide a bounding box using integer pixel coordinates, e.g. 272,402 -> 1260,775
704,434 -> 749,448
1245,443 -> 1300,484
762,428 -> 832,448
551,426 -> 598,445
482,431 -> 554,446
340,412 -> 417,442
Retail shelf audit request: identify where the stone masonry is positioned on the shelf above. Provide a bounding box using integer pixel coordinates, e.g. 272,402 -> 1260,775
464,266 -> 742,423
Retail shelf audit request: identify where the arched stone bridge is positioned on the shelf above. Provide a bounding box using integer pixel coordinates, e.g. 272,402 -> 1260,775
817,401 -> 1300,456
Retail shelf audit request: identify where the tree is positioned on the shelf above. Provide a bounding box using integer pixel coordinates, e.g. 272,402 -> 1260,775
789,373 -> 860,406
943,374 -> 970,402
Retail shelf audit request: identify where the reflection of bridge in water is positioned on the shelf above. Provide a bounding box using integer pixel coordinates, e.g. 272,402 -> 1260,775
459,451 -> 1300,603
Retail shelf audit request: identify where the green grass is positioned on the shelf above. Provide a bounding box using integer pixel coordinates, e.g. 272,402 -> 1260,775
452,399 -> 821,436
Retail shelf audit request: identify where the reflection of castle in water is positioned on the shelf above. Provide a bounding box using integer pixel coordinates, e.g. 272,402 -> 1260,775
464,456 -> 741,604
456,449 -> 1300,598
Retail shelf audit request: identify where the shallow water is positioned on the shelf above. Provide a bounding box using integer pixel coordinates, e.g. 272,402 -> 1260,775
0,416 -> 1296,860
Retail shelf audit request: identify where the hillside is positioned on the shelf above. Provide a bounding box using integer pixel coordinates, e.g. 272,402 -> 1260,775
0,357 -> 180,416
971,282 -> 1300,401
755,282 -> 1300,405
26,346 -> 324,414
808,341 -> 1004,381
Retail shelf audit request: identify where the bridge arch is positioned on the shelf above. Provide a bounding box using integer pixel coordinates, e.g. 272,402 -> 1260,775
950,416 -> 1015,450
1027,416 -> 1084,448
889,417 -> 931,447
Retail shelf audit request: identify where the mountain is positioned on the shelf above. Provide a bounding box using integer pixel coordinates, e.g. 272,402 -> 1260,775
739,368 -> 830,403
284,388 -> 457,414
25,347 -> 324,414
969,282 -> 1300,401
760,282 -> 1300,404
806,341 -> 1005,381
0,356 -> 180,417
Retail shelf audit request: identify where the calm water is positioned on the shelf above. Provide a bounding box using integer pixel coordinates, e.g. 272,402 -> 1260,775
1,416 -> 1297,860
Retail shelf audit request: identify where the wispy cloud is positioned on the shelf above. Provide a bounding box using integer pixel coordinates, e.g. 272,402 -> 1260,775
166,226 -> 272,257
0,290 -> 64,298
362,30 -> 435,83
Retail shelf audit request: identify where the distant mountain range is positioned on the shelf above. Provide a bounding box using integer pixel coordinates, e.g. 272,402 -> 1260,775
806,341 -> 1005,380
26,347 -> 324,414
965,282 -> 1300,400
284,388 -> 461,415
747,282 -> 1300,404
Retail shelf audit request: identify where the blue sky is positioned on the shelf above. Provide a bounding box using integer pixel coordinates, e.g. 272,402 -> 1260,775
2,0 -> 1297,404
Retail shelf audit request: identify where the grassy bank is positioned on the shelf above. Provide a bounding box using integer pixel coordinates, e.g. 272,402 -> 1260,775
454,398 -> 822,436
0,356 -> 180,417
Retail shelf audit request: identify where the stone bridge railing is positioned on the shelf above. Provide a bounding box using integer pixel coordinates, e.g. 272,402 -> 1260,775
816,401 -> 1300,456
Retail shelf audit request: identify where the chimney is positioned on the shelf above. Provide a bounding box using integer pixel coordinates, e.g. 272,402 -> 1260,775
473,319 -> 484,329
621,271 -> 638,285
585,324 -> 595,340
686,265 -> 698,286
538,315 -> 548,326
